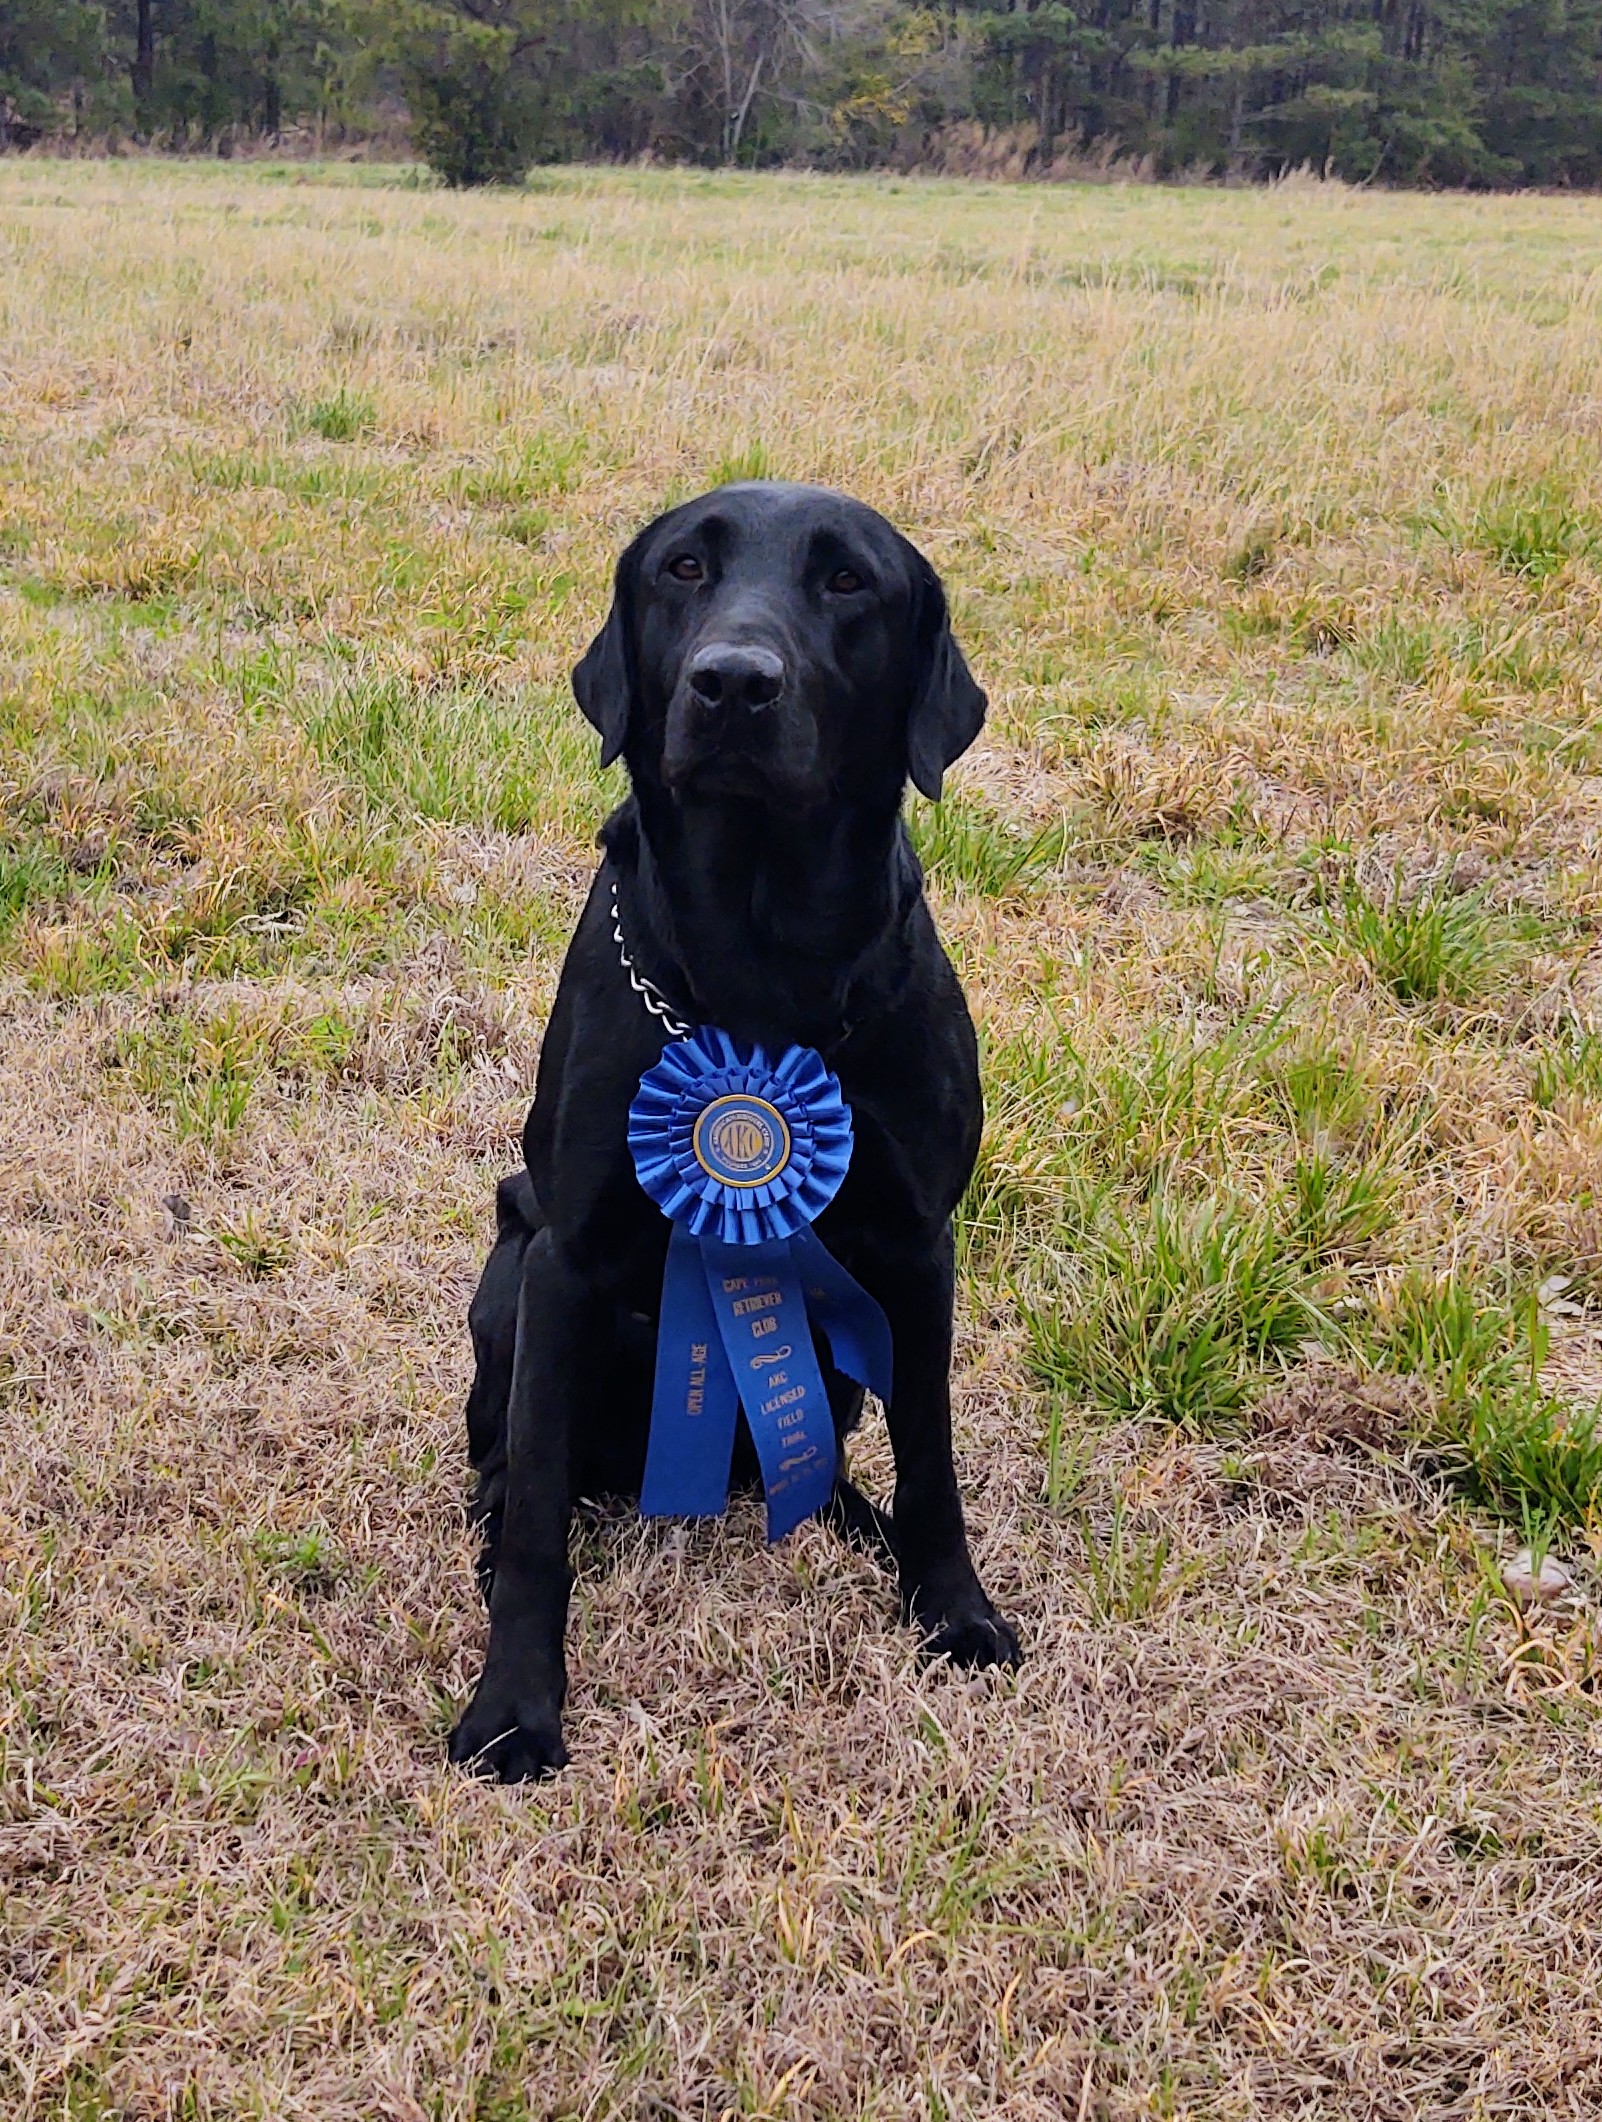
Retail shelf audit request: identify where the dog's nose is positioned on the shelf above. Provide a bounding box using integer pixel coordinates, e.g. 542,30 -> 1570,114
686,642 -> 785,713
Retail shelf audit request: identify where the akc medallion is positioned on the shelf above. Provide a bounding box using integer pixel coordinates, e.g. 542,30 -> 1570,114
693,1095 -> 791,1188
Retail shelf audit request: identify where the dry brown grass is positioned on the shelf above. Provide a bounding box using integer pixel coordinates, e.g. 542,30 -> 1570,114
3,160 -> 1602,2120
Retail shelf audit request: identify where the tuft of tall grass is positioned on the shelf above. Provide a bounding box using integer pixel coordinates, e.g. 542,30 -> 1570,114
1287,1148 -> 1397,1264
110,1009 -> 266,1149
709,441 -> 774,486
449,435 -> 589,505
960,1009 -> 1351,1283
1318,869 -> 1517,1005
0,841 -> 64,934
1145,842 -> 1285,907
1467,489 -> 1595,581
1271,1040 -> 1377,1145
1361,1273 -> 1602,1525
300,673 -> 602,833
1077,1495 -> 1193,1621
291,388 -> 377,442
1530,1025 -> 1602,1110
1021,1189 -> 1331,1427
909,796 -> 1067,898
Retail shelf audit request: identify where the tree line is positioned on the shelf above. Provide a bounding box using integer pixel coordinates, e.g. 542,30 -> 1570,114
4,0 -> 1600,187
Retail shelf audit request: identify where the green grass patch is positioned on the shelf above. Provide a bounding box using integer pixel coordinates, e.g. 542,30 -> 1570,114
961,1009 -> 1328,1276
291,388 -> 377,443
1465,487 -> 1595,581
109,1008 -> 267,1149
1021,1189 -> 1332,1427
1361,1272 -> 1602,1525
250,1525 -> 345,1593
216,1210 -> 295,1279
1270,1039 -> 1378,1146
1317,869 -> 1525,1005
910,796 -> 1068,898
300,672 -> 603,832
17,908 -> 149,996
1286,1146 -> 1398,1264
189,448 -> 396,503
0,840 -> 65,936
1144,842 -> 1286,907
499,506 -> 552,547
447,435 -> 590,506
1077,1496 -> 1194,1620
1026,1221 -> 1602,1527
709,440 -> 775,486
1530,1025 -> 1602,1109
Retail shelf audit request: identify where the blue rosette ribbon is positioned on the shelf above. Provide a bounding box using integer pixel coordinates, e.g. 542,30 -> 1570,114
628,1026 -> 894,1542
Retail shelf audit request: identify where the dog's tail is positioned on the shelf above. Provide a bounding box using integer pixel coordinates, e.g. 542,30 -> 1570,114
827,1474 -> 898,1568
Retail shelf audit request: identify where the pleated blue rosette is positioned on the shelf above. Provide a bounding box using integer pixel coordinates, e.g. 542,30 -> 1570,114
628,1026 -> 893,1542
628,1027 -> 853,1244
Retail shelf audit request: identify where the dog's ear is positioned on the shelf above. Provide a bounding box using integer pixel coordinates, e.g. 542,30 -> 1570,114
906,558 -> 986,802
572,541 -> 639,768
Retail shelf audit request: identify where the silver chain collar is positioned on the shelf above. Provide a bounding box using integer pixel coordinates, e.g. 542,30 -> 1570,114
610,878 -> 691,1040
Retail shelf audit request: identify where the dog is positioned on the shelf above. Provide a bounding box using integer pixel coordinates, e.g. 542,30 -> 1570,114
450,480 -> 1021,1781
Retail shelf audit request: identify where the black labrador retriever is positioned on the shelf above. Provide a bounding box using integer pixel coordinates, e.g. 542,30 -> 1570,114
450,480 -> 1021,1781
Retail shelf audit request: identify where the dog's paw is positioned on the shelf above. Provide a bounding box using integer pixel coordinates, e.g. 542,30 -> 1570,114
448,1690 -> 568,1783
920,1602 -> 1022,1671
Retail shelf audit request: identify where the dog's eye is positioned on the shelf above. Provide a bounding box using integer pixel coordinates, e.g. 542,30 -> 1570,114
667,554 -> 704,583
827,568 -> 865,595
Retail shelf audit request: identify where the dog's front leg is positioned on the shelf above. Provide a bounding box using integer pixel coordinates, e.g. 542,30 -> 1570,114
449,1227 -> 591,1781
873,1231 -> 1021,1670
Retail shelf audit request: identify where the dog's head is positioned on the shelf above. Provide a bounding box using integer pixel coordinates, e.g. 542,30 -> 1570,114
572,482 -> 985,808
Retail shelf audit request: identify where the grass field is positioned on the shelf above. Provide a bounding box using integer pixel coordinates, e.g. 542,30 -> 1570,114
4,158 -> 1602,2119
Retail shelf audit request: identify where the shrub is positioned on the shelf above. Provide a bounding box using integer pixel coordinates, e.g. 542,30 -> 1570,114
391,6 -> 542,188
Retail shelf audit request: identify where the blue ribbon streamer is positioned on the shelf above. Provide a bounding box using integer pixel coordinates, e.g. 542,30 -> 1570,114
630,1028 -> 894,1543
788,1224 -> 895,1408
640,1227 -> 741,1520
